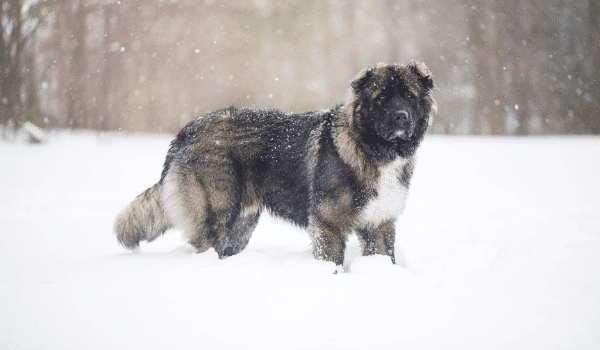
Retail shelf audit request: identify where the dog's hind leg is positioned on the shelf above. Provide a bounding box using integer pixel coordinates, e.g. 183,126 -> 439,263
209,166 -> 262,258
214,211 -> 261,258
163,154 -> 260,258
162,169 -> 214,253
189,156 -> 259,259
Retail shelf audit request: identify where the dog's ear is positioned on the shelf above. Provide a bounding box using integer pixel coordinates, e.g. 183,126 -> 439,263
408,61 -> 435,90
351,67 -> 375,92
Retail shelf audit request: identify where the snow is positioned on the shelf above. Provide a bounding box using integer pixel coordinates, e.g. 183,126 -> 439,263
1,131 -> 600,349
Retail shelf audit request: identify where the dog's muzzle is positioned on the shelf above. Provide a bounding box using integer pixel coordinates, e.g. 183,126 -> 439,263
391,110 -> 413,140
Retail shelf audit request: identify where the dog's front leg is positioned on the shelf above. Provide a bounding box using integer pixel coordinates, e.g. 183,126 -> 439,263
308,217 -> 349,270
355,219 -> 396,264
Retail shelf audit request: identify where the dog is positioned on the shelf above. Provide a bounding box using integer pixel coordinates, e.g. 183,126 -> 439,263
115,62 -> 436,270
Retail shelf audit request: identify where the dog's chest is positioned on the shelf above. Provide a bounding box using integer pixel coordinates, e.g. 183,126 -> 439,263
359,157 -> 409,225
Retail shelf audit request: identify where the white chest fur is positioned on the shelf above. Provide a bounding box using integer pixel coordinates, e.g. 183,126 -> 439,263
359,157 -> 410,225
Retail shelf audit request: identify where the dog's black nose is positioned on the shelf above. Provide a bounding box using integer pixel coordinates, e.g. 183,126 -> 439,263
395,110 -> 409,122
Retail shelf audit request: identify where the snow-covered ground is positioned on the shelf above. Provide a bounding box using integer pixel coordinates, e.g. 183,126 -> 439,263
1,131 -> 599,350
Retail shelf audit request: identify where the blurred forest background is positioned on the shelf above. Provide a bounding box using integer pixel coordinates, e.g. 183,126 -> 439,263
1,0 -> 599,136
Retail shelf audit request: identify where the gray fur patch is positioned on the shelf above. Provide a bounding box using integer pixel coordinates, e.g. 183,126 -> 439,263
114,184 -> 172,250
399,158 -> 415,188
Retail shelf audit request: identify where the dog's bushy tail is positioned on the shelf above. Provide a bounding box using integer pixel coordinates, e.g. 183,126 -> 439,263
114,183 -> 172,250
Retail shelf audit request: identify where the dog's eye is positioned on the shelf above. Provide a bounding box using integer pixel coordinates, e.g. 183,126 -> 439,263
406,91 -> 414,99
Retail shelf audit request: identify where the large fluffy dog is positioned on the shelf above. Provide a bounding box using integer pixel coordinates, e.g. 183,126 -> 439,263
115,62 -> 436,269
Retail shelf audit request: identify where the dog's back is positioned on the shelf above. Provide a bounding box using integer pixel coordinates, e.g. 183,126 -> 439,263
116,106 -> 331,255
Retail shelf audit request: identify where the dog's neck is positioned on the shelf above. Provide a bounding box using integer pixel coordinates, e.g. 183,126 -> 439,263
330,103 -> 408,183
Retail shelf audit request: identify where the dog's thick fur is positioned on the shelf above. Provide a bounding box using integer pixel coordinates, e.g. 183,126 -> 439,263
115,62 -> 436,268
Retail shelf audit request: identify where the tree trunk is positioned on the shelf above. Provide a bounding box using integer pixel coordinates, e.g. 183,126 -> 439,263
66,0 -> 88,129
1,0 -> 25,127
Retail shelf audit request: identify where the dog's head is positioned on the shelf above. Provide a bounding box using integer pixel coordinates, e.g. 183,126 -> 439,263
348,62 -> 437,158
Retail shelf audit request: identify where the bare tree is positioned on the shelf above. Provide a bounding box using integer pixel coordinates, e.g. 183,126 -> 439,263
1,0 -> 27,127
0,0 -> 55,128
64,0 -> 88,128
467,0 -> 505,135
577,0 -> 600,133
